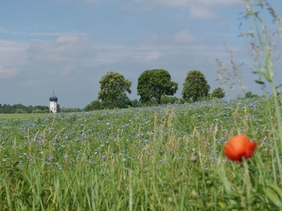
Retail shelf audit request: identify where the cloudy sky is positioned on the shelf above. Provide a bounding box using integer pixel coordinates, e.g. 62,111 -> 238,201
1,0 -> 282,108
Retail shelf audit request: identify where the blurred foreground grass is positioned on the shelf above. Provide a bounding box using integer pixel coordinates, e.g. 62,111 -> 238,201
0,97 -> 281,210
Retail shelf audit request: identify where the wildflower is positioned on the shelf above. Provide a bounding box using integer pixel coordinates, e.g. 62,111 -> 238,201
167,197 -> 174,203
190,190 -> 198,197
189,156 -> 197,163
224,134 -> 257,162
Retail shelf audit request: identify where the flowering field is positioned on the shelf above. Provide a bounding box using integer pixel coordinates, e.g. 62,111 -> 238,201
0,97 -> 281,210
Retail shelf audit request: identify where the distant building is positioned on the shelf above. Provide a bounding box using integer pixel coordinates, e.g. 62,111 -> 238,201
49,91 -> 58,113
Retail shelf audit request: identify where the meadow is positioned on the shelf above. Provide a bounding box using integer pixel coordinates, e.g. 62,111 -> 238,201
1,96 -> 282,210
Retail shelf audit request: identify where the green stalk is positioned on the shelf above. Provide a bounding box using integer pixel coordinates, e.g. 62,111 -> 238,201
242,157 -> 252,211
247,0 -> 282,182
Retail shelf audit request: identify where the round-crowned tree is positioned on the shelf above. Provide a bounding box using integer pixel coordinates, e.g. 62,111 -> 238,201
182,70 -> 210,102
211,87 -> 225,99
137,69 -> 178,105
98,72 -> 131,108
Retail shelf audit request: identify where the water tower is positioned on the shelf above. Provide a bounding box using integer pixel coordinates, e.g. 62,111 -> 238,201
49,91 -> 58,113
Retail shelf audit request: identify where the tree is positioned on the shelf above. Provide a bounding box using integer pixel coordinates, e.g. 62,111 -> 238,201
116,93 -> 132,108
160,96 -> 178,104
182,70 -> 210,102
131,99 -> 142,107
211,87 -> 225,99
84,100 -> 101,111
244,91 -> 259,98
137,69 -> 178,105
100,99 -> 114,109
98,72 -> 132,108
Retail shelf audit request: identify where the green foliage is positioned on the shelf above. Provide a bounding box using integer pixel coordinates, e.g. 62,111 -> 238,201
244,91 -> 259,99
130,99 -> 142,107
142,98 -> 158,106
0,97 -> 281,210
57,104 -> 61,113
175,98 -> 186,104
160,96 -> 178,104
137,69 -> 178,104
211,87 -> 225,99
116,93 -> 132,108
0,104 -> 49,114
99,93 -> 132,109
84,100 -> 101,111
1,1 -> 282,208
15,109 -> 25,113
98,72 -> 132,108
265,184 -> 282,208
182,70 -> 210,102
100,99 -> 114,109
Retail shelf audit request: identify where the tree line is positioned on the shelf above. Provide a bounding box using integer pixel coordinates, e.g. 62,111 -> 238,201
0,69 -> 261,114
85,69 -> 226,111
0,104 -> 49,114
0,103 -> 81,114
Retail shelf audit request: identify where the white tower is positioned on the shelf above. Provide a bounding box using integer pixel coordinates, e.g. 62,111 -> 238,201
49,91 -> 58,113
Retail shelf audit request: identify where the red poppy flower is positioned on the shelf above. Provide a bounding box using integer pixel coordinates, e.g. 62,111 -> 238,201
224,134 -> 257,162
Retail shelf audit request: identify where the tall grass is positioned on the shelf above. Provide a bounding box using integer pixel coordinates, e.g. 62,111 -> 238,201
0,97 -> 281,210
1,0 -> 282,210
217,0 -> 282,209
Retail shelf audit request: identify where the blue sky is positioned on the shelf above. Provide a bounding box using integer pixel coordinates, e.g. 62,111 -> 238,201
0,0 -> 281,108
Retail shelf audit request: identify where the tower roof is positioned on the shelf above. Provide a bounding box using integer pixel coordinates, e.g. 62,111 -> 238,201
49,92 -> 58,102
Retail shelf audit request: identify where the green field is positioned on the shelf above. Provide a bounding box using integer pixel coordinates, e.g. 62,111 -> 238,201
1,97 -> 282,210
0,113 -> 44,120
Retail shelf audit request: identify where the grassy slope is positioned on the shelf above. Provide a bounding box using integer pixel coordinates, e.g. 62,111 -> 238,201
0,97 -> 281,210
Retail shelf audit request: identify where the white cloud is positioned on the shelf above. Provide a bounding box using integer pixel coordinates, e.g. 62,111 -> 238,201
175,31 -> 195,43
144,30 -> 195,45
26,32 -> 62,37
61,65 -> 75,75
124,0 -> 242,21
144,51 -> 162,61
131,0 -> 242,10
0,27 -> 7,33
4,26 -> 87,38
189,5 -> 217,19
21,80 -> 39,86
26,35 -> 94,62
0,40 -> 29,66
0,65 -> 19,78
196,0 -> 242,7
33,24 -> 53,28
132,0 -> 190,9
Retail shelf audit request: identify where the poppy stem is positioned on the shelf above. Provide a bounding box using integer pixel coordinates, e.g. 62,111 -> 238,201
242,157 -> 251,210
